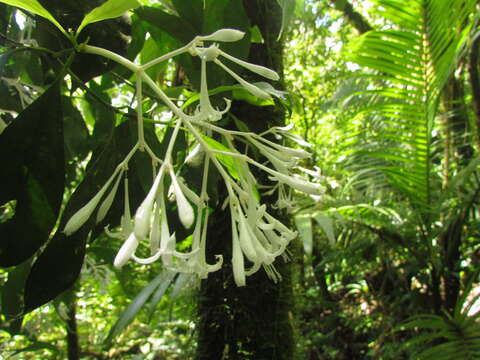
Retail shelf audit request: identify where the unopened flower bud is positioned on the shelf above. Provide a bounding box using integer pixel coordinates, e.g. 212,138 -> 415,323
114,233 -> 138,268
199,29 -> 245,42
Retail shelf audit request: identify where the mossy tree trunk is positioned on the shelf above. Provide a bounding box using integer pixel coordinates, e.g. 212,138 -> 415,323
195,1 -> 295,359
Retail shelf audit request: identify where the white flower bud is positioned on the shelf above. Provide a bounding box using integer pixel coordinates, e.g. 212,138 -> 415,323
170,168 -> 195,228
149,204 -> 161,253
238,215 -> 257,262
134,167 -> 164,240
219,50 -> 280,81
271,171 -> 323,195
231,221 -> 246,287
114,233 -> 138,268
96,172 -> 123,223
64,171 -> 118,235
214,59 -> 272,100
199,29 -> 245,42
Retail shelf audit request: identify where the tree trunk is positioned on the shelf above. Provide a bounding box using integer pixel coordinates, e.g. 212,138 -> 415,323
65,291 -> 80,360
195,1 -> 295,359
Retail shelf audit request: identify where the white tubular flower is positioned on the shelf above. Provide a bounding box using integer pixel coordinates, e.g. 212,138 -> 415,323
198,29 -> 245,42
176,176 -> 202,207
230,207 -> 246,286
190,45 -> 231,122
237,212 -> 258,263
114,233 -> 139,269
214,59 -> 272,99
268,170 -> 323,195
181,211 -> 223,278
105,178 -> 133,240
217,49 -> 279,81
64,170 -> 120,236
169,167 -> 195,228
149,201 -> 161,253
134,166 -> 165,241
248,137 -> 295,173
255,136 -> 311,159
96,170 -> 123,223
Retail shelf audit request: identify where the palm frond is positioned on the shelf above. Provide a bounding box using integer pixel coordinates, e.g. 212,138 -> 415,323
398,272 -> 480,360
345,0 -> 476,216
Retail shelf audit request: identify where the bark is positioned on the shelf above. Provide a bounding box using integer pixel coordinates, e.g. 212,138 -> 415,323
330,0 -> 373,34
195,1 -> 295,359
443,73 -> 473,165
65,292 -> 80,360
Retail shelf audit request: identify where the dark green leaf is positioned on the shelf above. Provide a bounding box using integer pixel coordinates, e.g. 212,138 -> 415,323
62,95 -> 89,162
172,0 -> 203,32
135,6 -> 196,44
104,270 -> 171,345
23,121 -> 141,312
77,0 -> 139,36
0,81 -> 64,267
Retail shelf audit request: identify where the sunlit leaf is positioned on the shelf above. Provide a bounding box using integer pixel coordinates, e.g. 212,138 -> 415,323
313,213 -> 335,244
294,215 -> 312,257
0,0 -> 67,35
200,134 -> 241,180
77,0 -> 140,36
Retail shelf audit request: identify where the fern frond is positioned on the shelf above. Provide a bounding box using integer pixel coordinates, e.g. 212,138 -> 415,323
345,0 -> 476,217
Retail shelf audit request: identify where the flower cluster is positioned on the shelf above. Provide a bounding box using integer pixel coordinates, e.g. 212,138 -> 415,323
64,29 -> 322,286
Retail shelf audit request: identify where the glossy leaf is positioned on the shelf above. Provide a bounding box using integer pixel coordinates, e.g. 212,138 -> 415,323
201,134 -> 240,180
0,81 -> 64,267
0,0 -> 66,35
135,6 -> 196,44
23,122 -> 139,312
77,0 -> 140,36
104,270 -> 175,345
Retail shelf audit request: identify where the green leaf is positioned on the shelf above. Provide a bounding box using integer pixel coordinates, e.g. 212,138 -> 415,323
7,341 -> 58,358
104,271 -> 173,345
77,0 -> 140,36
200,134 -> 240,180
147,270 -> 177,320
294,215 -> 313,257
0,0 -> 67,35
0,81 -> 64,267
172,0 -> 203,32
276,0 -> 296,39
135,6 -> 197,44
314,213 -> 336,244
23,121 -> 142,312
1,260 -> 31,334
62,96 -> 90,163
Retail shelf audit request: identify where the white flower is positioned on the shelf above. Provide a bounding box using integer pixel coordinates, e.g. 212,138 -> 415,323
114,233 -> 139,268
134,166 -> 164,241
64,170 -> 122,236
189,45 -> 231,122
198,29 -> 245,42
169,167 -> 195,228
